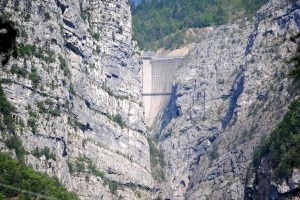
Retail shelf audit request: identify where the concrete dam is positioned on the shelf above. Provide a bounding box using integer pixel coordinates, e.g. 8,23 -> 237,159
142,56 -> 183,127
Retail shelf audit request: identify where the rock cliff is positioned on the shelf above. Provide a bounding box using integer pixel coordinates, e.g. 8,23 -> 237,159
157,0 -> 300,199
1,0 -> 300,199
0,0 -> 154,199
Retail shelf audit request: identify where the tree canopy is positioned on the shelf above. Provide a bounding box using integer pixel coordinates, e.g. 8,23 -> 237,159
132,0 -> 269,50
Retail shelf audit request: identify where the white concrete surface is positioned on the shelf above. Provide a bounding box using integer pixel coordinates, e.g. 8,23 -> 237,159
142,57 -> 183,127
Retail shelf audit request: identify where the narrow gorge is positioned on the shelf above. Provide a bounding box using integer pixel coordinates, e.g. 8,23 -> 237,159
0,0 -> 299,200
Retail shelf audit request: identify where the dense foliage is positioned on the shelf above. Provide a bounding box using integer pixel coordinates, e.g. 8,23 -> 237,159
0,84 -> 14,131
252,33 -> 300,180
132,0 -> 268,50
0,153 -> 79,199
253,98 -> 300,179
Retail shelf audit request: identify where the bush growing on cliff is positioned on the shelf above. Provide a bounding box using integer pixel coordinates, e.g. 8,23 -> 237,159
252,32 -> 300,180
32,147 -> 56,160
18,44 -> 36,58
10,64 -> 28,78
0,84 -> 14,131
29,66 -> 41,90
59,55 -> 70,76
4,134 -> 26,162
27,118 -> 37,134
0,152 -> 79,199
253,98 -> 300,180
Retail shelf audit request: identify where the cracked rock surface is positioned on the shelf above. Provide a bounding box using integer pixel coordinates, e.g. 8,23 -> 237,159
157,0 -> 300,199
0,0 -> 154,199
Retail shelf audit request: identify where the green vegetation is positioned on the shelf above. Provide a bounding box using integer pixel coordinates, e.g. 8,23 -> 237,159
147,138 -> 165,182
36,101 -> 47,113
59,55 -> 70,76
69,83 -> 76,95
68,155 -> 104,178
103,85 -> 129,101
18,44 -> 36,57
26,105 -> 39,133
68,155 -> 120,194
0,152 -> 79,199
111,114 -> 125,128
132,0 -> 268,50
27,118 -> 37,134
19,45 -> 56,63
36,100 -> 61,117
35,47 -> 56,63
4,134 -> 26,162
252,32 -> 300,180
32,147 -> 56,160
107,181 -> 118,194
252,98 -> 300,180
88,28 -> 100,41
29,66 -> 41,90
10,64 -> 28,78
0,84 -> 14,131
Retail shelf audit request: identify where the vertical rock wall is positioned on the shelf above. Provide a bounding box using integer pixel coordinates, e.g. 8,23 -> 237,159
0,0 -> 154,199
157,0 -> 300,199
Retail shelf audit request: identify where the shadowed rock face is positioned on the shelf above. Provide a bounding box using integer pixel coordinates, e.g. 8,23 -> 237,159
1,0 -> 299,199
156,0 -> 300,199
0,0 -> 155,199
0,20 -> 17,66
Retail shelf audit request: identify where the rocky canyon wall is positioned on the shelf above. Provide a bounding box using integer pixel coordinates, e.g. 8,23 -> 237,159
0,0 -> 155,199
157,0 -> 300,199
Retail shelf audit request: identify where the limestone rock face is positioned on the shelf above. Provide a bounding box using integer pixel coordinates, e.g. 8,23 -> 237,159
157,0 -> 300,199
0,0 -> 153,199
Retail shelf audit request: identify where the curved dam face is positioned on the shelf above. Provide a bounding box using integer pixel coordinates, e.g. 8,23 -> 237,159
142,56 -> 183,127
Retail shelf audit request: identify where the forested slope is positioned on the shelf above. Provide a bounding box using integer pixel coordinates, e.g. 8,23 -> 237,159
132,0 -> 268,50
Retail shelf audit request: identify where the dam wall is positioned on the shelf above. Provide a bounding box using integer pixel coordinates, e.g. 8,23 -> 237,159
142,57 -> 183,127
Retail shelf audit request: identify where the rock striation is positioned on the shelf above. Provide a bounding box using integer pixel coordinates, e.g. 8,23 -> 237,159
1,0 -> 300,199
156,0 -> 300,199
0,0 -> 155,199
